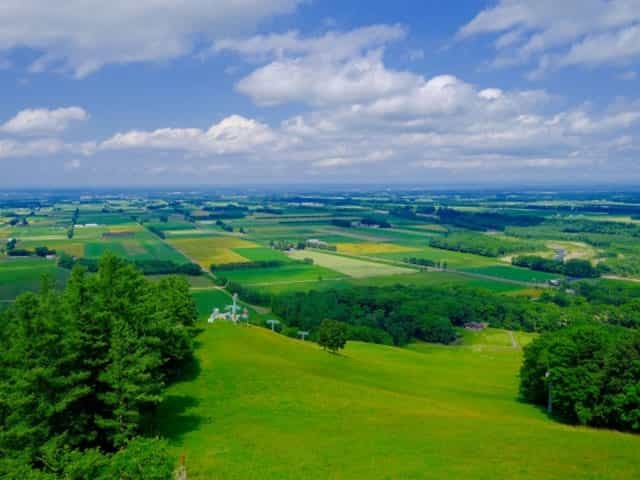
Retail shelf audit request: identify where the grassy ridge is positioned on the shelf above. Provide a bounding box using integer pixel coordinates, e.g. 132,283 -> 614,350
159,323 -> 640,479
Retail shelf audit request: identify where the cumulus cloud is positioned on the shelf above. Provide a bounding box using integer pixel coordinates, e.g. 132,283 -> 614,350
0,0 -> 302,77
1,107 -> 88,134
0,138 -> 63,158
214,24 -> 406,60
216,25 -> 417,106
101,115 -> 277,155
458,0 -> 640,75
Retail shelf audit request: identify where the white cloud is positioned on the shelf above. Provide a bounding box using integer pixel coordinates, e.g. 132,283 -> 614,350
0,138 -> 63,158
1,107 -> 88,134
101,115 -> 277,155
458,0 -> 640,75
237,50 -> 420,106
214,24 -> 406,61
216,25 -> 417,106
0,0 -> 302,77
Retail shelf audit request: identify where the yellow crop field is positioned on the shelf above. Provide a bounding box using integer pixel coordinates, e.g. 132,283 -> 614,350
335,242 -> 419,255
107,224 -> 143,233
167,236 -> 256,267
207,236 -> 257,248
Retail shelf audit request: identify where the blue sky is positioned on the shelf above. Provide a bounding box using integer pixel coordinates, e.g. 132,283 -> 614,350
0,0 -> 639,187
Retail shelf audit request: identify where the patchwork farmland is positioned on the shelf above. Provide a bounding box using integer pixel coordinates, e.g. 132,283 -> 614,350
2,188 -> 638,479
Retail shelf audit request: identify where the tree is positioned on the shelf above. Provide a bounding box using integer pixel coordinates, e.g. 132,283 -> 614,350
0,253 -> 197,477
317,320 -> 347,353
520,323 -> 640,432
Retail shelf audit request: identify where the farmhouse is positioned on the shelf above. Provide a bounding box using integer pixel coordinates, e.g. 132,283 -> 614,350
464,322 -> 486,331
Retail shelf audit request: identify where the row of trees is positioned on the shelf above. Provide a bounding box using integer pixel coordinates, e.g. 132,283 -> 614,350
0,254 -> 198,478
520,323 -> 640,431
429,233 -> 540,257
437,207 -> 543,231
512,255 -> 599,278
211,260 -> 287,272
58,253 -> 202,276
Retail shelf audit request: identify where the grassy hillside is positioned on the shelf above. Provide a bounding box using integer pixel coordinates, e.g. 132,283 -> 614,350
158,323 -> 640,479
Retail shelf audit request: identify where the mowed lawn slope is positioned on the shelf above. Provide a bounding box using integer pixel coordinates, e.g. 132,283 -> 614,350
159,324 -> 640,480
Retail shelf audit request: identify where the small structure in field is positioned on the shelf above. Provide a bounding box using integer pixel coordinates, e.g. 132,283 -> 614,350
464,322 -> 486,331
307,238 -> 328,248
208,307 -> 229,323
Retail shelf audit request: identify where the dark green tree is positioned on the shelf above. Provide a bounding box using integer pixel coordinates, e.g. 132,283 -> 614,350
317,320 -> 347,353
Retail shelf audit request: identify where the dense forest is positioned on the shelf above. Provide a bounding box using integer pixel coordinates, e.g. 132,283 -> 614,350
269,285 -> 569,346
521,323 -> 640,431
436,208 -> 544,231
429,232 -> 540,257
0,254 -> 197,479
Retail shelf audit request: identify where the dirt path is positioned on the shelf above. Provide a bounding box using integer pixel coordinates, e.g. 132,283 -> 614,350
508,330 -> 519,348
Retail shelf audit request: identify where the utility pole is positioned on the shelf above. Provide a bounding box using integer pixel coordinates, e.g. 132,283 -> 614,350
225,293 -> 240,323
298,330 -> 309,341
267,319 -> 280,332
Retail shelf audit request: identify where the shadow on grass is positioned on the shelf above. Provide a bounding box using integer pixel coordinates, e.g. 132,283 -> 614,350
156,354 -> 205,442
157,394 -> 205,443
167,351 -> 202,385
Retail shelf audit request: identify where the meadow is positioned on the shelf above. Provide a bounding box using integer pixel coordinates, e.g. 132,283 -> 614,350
219,262 -> 346,286
288,249 -> 416,278
167,236 -> 257,268
158,322 -> 640,479
461,265 -> 562,283
0,257 -> 69,301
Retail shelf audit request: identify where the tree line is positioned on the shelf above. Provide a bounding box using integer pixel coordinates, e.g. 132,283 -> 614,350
429,232 -> 540,257
512,255 -> 600,278
521,323 -> 640,432
58,253 -> 202,276
268,285 -> 570,346
0,253 -> 198,478
437,207 -> 544,231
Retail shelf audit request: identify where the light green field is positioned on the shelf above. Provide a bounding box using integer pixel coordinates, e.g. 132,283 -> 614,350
461,265 -> 562,283
252,271 -> 528,294
218,262 -> 346,286
168,236 -> 257,268
159,323 -> 640,479
456,327 -> 536,348
379,246 -> 498,268
288,249 -> 416,278
232,247 -> 292,263
0,258 -> 69,301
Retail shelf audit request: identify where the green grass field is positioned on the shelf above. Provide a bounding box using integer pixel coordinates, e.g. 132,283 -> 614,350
251,271 -> 528,294
288,249 -> 416,278
158,323 -> 640,479
232,247 -> 293,263
0,258 -> 69,301
461,265 -> 562,283
379,246 -> 498,268
218,262 -> 346,286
